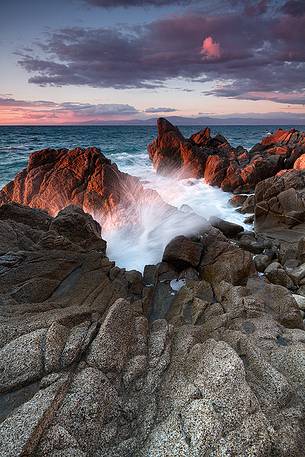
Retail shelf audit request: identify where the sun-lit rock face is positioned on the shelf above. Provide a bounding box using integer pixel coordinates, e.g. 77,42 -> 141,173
0,146 -> 164,230
148,119 -> 305,193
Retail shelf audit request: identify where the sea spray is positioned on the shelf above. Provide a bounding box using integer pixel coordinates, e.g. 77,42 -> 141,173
102,173 -> 247,272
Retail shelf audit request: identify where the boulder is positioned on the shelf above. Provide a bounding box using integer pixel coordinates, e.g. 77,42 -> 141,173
162,235 -> 203,270
255,170 -> 305,237
265,262 -> 295,290
209,216 -> 244,238
200,227 -> 256,286
0,146 -> 165,230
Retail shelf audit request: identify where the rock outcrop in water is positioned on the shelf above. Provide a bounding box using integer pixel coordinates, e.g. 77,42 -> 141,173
0,146 -> 162,229
2,131 -> 305,456
1,202 -> 305,456
148,119 -> 305,193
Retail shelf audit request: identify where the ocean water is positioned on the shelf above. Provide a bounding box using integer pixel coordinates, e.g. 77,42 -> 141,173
0,124 -> 300,270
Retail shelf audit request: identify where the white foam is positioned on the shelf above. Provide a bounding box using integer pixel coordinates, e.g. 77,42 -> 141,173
103,164 -> 248,272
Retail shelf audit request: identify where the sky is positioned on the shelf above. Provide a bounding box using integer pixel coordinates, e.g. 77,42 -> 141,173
0,0 -> 305,124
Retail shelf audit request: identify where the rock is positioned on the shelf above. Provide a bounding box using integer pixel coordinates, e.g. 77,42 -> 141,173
238,194 -> 255,214
244,214 -> 254,224
209,216 -> 244,238
0,146 -> 166,230
148,118 -> 207,177
2,196 -> 305,455
44,323 -> 69,374
0,376 -> 70,457
148,119 -> 287,193
49,205 -> 106,252
297,237 -> 305,263
293,153 -> 305,170
265,262 -> 295,289
255,169 -> 305,235
287,263 -> 305,285
162,235 -> 203,270
238,236 -> 266,254
292,294 -> 305,311
200,227 -> 256,286
229,194 -> 248,207
254,254 -> 273,272
0,329 -> 46,393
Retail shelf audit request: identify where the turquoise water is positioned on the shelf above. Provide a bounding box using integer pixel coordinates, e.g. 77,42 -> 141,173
0,124 -> 301,270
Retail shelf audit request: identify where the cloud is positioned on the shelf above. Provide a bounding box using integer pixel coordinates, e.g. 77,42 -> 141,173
201,36 -> 221,59
0,97 -> 141,124
18,4 -> 305,104
0,97 -> 57,108
281,0 -> 305,16
144,107 -> 177,113
85,0 -> 192,6
59,102 -> 139,116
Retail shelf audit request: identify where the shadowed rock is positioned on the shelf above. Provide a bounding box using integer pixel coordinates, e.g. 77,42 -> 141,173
255,170 -> 305,239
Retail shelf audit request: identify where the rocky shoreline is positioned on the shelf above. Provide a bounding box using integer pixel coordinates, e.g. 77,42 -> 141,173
1,119 -> 305,456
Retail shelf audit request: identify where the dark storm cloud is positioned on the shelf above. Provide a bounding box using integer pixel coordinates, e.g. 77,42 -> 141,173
85,0 -> 191,6
18,3 -> 305,104
280,0 -> 305,15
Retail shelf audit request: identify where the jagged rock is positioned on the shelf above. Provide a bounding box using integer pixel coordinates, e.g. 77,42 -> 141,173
255,169 -> 305,236
297,237 -> 305,262
294,153 -> 305,170
148,120 -> 305,193
238,234 -> 266,254
0,146 -> 165,230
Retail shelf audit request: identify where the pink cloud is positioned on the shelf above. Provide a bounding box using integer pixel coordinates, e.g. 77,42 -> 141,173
201,36 -> 221,60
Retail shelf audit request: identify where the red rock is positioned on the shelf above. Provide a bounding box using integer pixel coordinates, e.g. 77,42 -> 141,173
0,147 -> 163,229
294,154 -> 305,170
204,155 -> 228,187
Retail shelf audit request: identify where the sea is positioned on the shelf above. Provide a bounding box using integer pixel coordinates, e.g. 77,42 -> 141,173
0,124 -> 302,270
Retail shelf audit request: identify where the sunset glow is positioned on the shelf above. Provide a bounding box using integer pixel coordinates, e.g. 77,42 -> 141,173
0,0 -> 304,124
